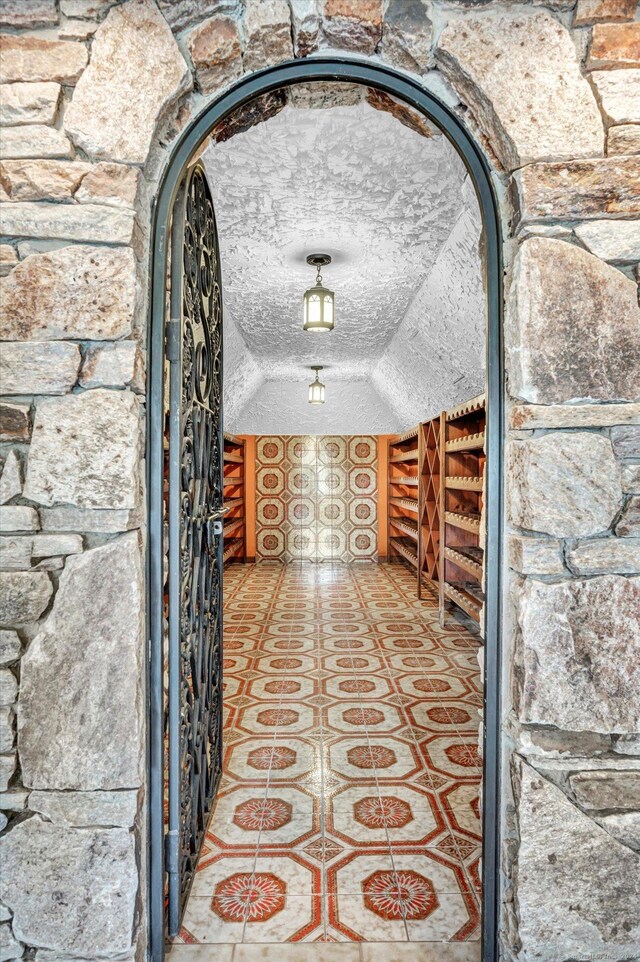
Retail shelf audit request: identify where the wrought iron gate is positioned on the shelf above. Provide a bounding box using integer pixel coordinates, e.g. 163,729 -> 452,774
165,162 -> 224,935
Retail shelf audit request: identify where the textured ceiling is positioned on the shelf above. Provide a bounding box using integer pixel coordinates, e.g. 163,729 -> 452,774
203,90 -> 484,433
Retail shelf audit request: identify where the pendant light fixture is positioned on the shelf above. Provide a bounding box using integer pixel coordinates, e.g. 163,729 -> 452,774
308,366 -> 325,405
303,254 -> 334,333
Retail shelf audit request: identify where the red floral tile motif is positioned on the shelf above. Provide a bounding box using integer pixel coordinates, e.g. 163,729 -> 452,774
445,743 -> 481,768
247,745 -> 296,770
362,870 -> 438,921
414,678 -> 451,693
269,657 -> 303,670
342,707 -> 385,726
427,706 -> 472,725
213,872 -> 286,923
353,796 -> 413,829
338,679 -> 376,694
347,744 -> 397,769
263,680 -> 301,695
233,798 -> 293,831
256,708 -> 299,727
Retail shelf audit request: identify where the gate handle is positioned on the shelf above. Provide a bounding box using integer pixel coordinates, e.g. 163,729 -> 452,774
206,506 -> 231,521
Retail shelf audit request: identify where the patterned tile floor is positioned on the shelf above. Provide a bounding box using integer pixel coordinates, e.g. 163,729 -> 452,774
172,562 -> 482,954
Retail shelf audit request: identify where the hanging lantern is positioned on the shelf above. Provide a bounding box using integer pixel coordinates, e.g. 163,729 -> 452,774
308,366 -> 325,405
303,254 -> 334,333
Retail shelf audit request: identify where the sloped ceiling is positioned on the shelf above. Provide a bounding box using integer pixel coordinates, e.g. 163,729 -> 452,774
203,91 -> 484,434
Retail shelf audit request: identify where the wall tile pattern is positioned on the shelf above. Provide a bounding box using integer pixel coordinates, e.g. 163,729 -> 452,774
255,436 -> 378,564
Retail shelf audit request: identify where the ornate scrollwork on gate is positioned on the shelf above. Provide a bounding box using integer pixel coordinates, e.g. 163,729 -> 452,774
166,162 -> 223,933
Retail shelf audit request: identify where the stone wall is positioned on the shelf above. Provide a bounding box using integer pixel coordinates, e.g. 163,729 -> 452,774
0,1 -> 639,960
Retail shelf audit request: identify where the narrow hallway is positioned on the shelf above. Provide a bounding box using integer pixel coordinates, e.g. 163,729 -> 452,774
174,563 -> 482,950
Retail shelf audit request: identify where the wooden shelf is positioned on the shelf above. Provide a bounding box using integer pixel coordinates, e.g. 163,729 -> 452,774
439,395 -> 486,632
389,475 -> 419,486
418,415 -> 441,599
442,582 -> 483,623
389,496 -> 418,513
444,510 -> 481,535
389,450 -> 419,464
223,539 -> 244,564
445,431 -> 485,453
223,435 -> 246,564
389,516 -> 418,540
389,537 -> 418,568
444,545 -> 483,581
445,476 -> 483,492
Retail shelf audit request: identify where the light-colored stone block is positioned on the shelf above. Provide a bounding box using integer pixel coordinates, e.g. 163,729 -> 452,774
0,571 -> 52,626
509,402 -> 640,431
0,817 -> 138,956
608,124 -> 640,155
380,0 -> 432,74
622,463 -> 640,493
436,9 -> 603,170
592,69 -> 640,125
24,390 -> 141,510
616,495 -> 640,537
568,537 -> 640,574
570,770 -> 640,810
0,630 -> 21,667
0,0 -> 58,28
0,341 -> 80,396
187,15 -> 242,95
507,238 -> 640,404
18,535 -> 144,790
611,425 -> 640,459
40,504 -> 143,533
518,575 -> 640,733
0,203 -> 134,244
0,245 -> 17,277
0,245 -> 137,341
0,536 -> 32,571
0,159 -> 90,202
515,760 -> 640,961
31,534 -> 83,557
64,0 -> 192,163
575,219 -> 640,263
515,156 -> 640,221
0,706 -> 14,754
0,451 -> 22,505
79,341 -> 144,390
0,506 -> 39,533
0,669 -> 17,708
574,0 -> 638,26
0,125 -> 73,160
74,162 -> 140,209
508,535 -> 564,575
29,789 -> 139,828
597,812 -> 640,852
0,920 -> 23,961
322,0 -> 384,55
0,753 -> 15,791
508,432 -> 622,537
0,34 -> 87,84
0,82 -> 60,126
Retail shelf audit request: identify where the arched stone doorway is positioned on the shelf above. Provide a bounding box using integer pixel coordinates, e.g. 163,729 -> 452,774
1,5 -> 637,962
148,57 -> 504,962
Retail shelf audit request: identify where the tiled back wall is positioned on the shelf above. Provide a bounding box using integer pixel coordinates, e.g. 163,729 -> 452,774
255,436 -> 378,563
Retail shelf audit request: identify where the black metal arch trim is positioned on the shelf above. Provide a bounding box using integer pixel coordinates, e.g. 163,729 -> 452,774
148,56 -> 504,962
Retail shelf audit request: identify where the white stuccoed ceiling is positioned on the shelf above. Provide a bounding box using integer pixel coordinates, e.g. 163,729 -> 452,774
203,91 -> 484,434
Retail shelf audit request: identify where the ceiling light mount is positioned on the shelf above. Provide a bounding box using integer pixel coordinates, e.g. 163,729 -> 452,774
308,365 -> 326,405
303,254 -> 335,333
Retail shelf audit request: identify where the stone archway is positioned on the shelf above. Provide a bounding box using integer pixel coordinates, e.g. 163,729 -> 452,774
0,4 -> 638,962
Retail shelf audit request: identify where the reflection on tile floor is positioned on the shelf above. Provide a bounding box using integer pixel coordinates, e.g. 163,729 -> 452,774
173,562 -> 482,949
